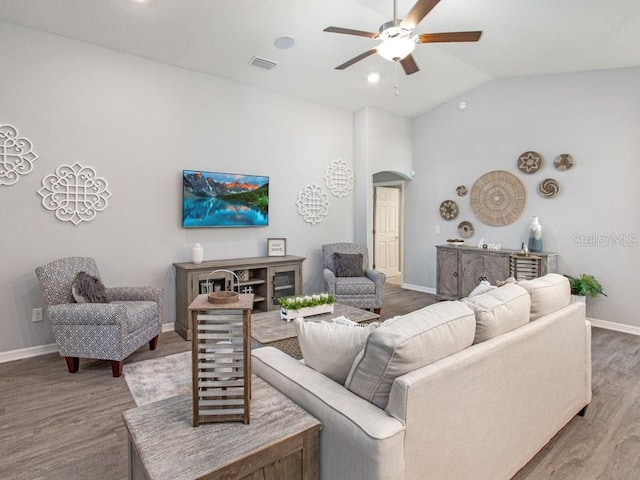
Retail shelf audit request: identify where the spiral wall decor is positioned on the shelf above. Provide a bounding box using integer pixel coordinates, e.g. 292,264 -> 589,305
470,170 -> 527,226
538,178 -> 560,198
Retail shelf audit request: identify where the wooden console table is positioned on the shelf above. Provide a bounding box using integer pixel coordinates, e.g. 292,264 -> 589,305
123,376 -> 321,480
436,245 -> 557,300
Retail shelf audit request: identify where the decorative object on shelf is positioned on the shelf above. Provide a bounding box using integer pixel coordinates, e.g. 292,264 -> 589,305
267,237 -> 286,257
553,154 -> 574,171
566,274 -> 607,303
476,238 -> 502,250
439,200 -> 459,220
527,216 -> 543,252
206,270 -> 240,304
191,243 -> 204,264
0,124 -> 38,186
446,239 -> 465,246
324,159 -> 354,198
235,269 -> 250,282
518,151 -> 542,174
470,170 -> 526,226
188,292 -> 253,426
297,183 -> 330,224
457,220 -> 474,238
279,293 -> 335,321
456,185 -> 468,196
510,254 -> 543,281
538,178 -> 560,198
37,162 -> 111,225
241,286 -> 253,294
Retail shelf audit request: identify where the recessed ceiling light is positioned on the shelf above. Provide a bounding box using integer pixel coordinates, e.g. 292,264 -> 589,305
274,36 -> 296,50
367,72 -> 380,84
458,101 -> 467,110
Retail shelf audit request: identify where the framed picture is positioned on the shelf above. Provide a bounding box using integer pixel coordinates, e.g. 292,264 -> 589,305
267,238 -> 286,257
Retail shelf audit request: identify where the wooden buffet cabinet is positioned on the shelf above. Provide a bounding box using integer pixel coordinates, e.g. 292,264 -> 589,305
174,255 -> 304,340
436,245 -> 557,300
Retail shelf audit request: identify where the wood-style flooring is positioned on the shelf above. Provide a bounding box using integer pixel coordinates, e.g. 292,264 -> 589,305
1,283 -> 639,479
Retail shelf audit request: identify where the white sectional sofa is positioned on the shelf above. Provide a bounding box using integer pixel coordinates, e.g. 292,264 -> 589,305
252,274 -> 592,480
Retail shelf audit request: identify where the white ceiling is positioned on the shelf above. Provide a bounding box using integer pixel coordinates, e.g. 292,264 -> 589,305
1,0 -> 639,117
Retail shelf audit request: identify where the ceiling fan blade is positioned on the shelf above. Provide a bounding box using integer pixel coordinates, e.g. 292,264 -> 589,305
401,0 -> 441,29
335,49 -> 378,70
417,31 -> 483,43
323,26 -> 378,39
400,54 -> 420,75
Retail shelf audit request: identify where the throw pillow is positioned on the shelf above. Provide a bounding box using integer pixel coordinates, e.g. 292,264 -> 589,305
72,271 -> 109,303
333,253 -> 364,277
467,280 -> 497,297
517,273 -> 570,320
345,301 -> 476,409
295,318 -> 379,384
464,283 -> 531,344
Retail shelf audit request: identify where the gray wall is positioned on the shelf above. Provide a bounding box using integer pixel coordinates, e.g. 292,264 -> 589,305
0,21 -> 355,353
406,67 -> 640,327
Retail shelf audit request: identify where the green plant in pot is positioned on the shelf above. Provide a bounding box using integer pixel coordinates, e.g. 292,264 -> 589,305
565,274 -> 607,298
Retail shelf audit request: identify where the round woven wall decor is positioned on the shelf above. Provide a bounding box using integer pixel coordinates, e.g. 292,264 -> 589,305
470,170 -> 527,226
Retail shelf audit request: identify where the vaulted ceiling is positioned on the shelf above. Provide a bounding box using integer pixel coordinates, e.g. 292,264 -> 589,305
1,0 -> 639,117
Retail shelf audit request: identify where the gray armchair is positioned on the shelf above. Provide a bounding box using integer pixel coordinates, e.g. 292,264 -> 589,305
322,243 -> 386,313
35,257 -> 164,377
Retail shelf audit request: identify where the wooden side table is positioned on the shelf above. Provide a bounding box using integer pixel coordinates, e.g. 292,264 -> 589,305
123,376 -> 321,480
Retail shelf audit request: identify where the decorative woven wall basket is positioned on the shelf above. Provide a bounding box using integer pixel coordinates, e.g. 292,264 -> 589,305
470,170 -> 527,226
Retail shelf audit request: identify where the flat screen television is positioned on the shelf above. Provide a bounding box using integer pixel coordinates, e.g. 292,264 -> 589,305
182,170 -> 269,228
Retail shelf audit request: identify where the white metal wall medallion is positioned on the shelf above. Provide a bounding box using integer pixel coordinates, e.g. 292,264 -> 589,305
38,163 -> 112,225
0,124 -> 38,186
296,184 -> 330,224
324,159 -> 354,198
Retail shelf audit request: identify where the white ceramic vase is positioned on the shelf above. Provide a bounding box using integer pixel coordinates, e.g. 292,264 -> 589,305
191,243 -> 204,264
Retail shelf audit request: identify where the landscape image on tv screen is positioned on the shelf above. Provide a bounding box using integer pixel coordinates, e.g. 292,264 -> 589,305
182,170 -> 269,227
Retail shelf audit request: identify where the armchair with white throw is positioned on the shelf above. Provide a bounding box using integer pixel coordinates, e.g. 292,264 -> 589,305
322,243 -> 386,314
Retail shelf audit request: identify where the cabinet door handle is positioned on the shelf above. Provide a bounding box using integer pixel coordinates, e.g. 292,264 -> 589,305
453,272 -> 458,277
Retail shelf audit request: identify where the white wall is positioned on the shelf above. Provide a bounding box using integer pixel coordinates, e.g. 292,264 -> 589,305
0,21 -> 355,353
407,67 -> 640,327
354,106 -> 412,251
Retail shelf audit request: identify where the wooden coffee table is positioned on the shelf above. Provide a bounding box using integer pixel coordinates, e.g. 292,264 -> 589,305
251,303 -> 380,359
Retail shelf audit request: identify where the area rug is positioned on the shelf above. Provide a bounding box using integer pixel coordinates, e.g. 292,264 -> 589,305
123,351 -> 191,406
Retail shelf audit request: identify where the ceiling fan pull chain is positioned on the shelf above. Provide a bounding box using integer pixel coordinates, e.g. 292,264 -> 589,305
394,62 -> 400,96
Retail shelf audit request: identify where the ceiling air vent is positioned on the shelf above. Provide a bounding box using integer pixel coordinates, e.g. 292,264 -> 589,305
250,56 -> 278,70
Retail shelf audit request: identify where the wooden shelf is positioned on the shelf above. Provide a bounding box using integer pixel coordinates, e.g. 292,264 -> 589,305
174,255 -> 304,341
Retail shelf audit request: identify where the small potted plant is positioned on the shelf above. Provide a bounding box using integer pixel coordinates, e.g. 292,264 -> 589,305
565,274 -> 607,303
279,293 -> 335,321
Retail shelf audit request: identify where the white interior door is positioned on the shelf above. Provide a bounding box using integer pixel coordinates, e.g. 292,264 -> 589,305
374,186 -> 400,277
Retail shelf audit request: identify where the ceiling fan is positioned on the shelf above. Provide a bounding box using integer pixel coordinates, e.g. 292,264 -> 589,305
324,0 -> 482,75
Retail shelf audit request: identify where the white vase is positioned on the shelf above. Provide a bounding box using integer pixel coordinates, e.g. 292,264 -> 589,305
571,295 -> 586,304
191,243 -> 204,264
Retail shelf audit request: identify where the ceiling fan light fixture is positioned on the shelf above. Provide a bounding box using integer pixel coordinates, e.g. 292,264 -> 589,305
376,37 -> 416,62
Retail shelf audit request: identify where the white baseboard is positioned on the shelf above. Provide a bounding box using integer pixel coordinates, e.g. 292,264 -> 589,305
401,283 -> 437,295
588,317 -> 640,336
0,343 -> 59,364
0,322 -> 178,364
162,322 -> 175,333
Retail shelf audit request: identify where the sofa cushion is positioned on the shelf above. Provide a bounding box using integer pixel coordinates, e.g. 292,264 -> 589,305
518,273 -> 570,320
295,318 -> 379,384
464,283 -> 531,344
335,276 -> 376,295
345,301 -> 476,409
